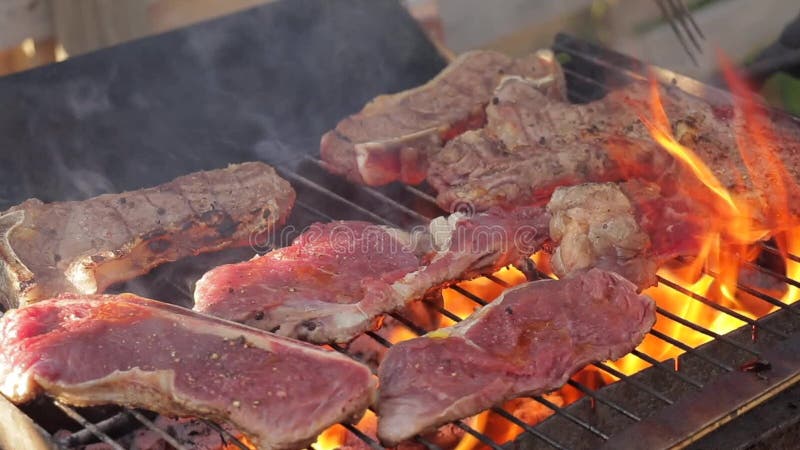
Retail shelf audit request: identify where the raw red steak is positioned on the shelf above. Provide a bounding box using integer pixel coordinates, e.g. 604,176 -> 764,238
0,294 -> 376,450
194,208 -> 549,343
376,268 -> 655,445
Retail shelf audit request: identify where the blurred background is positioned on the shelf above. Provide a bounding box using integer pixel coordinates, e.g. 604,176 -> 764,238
2,0 -> 799,112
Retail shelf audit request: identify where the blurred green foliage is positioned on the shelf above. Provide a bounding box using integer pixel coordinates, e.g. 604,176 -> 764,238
761,72 -> 800,116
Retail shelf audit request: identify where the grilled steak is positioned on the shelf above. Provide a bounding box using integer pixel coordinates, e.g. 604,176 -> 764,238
0,294 -> 376,450
547,180 -> 709,288
376,269 -> 655,444
429,76 -> 800,221
320,50 -> 565,186
0,162 -> 295,309
194,207 -> 549,343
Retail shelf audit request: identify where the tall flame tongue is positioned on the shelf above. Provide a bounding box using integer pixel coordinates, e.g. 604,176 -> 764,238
314,57 -> 800,450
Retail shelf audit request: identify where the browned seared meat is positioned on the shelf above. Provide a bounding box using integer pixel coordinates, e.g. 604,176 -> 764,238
376,269 -> 655,444
428,77 -> 800,222
320,50 -> 565,186
194,207 -> 550,343
547,181 -> 709,288
0,294 -> 376,450
0,162 -> 294,308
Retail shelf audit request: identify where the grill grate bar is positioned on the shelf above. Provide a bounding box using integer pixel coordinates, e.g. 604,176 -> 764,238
743,260 -> 800,291
655,307 -> 760,355
126,409 -> 189,450
532,395 -> 610,440
452,421 -> 505,450
404,185 -> 439,204
565,380 -> 642,422
201,420 -> 250,450
760,242 -> 800,264
488,407 -> 568,450
704,266 -> 800,316
648,328 -> 734,372
304,155 -> 431,224
657,276 -> 789,338
278,167 -> 397,227
628,350 -> 704,389
342,423 -> 384,450
53,402 -> 126,450
592,363 -> 674,404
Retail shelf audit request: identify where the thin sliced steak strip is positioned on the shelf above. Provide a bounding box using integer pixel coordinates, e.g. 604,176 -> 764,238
320,50 -> 565,186
0,294 -> 375,450
376,268 -> 655,445
194,207 -> 549,343
0,162 -> 295,308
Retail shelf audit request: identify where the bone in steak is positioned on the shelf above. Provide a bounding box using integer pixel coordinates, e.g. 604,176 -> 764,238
320,50 -> 565,186
0,162 -> 295,309
194,207 -> 549,343
0,294 -> 375,450
376,268 -> 655,444
428,76 -> 800,221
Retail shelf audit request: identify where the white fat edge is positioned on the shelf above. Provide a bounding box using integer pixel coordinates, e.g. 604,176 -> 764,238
35,367 -> 178,410
68,296 -> 363,368
419,280 -> 550,343
355,128 -> 440,182
428,212 -> 464,251
386,211 -> 468,310
0,210 -> 34,307
0,361 -> 37,403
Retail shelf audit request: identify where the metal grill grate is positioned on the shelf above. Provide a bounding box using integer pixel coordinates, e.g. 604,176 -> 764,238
7,35 -> 800,449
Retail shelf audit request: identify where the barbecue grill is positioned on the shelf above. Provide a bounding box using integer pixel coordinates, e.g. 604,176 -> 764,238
1,1 -> 800,449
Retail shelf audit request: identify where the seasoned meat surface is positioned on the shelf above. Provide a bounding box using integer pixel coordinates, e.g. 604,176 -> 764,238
195,208 -> 550,343
376,269 -> 655,444
0,162 -> 295,308
320,50 -> 565,186
429,77 -> 800,222
0,294 -> 375,450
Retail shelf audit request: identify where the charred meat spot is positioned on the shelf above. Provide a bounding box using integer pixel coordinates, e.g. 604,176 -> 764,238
118,198 -> 126,205
491,97 -> 499,105
740,359 -> 772,373
301,320 -> 318,331
18,279 -> 35,292
538,136 -> 546,145
228,287 -> 235,294
147,239 -> 171,254
140,229 -> 168,241
254,311 -> 265,321
262,208 -> 271,220
156,207 -> 166,215
53,254 -> 61,263
199,210 -> 238,238
505,307 -> 514,315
